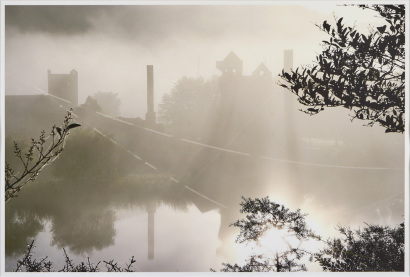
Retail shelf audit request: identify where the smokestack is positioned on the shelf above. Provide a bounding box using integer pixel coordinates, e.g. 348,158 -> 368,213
145,65 -> 156,124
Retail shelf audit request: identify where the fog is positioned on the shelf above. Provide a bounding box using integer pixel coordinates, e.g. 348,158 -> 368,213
5,4 -> 384,117
3,3 -> 404,272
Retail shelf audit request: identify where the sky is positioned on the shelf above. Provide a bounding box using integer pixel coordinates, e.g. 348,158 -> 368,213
4,2 -> 385,118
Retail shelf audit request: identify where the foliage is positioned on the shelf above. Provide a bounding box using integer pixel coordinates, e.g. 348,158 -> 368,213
81,95 -> 102,112
91,91 -> 121,117
5,208 -> 44,257
214,197 -> 404,272
5,110 -> 80,202
215,197 -> 317,272
14,240 -> 136,272
315,222 -> 404,272
279,5 -> 405,133
158,76 -> 219,139
232,197 -> 315,242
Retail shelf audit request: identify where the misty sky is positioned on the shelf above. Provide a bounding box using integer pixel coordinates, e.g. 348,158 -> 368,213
5,3 -> 384,118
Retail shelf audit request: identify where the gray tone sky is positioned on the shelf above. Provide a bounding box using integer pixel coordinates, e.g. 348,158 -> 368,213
4,3 -> 383,118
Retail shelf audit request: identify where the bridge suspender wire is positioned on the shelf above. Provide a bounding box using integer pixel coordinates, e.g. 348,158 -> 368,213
93,109 -> 402,171
5,78 -> 400,171
6,76 -> 399,211
91,107 -> 406,213
92,126 -> 158,170
81,115 -> 229,209
184,186 -> 229,209
45,94 -> 229,210
46,95 -> 407,212
76,102 -> 404,214
47,93 -> 72,104
89,124 -> 229,209
5,79 -> 402,211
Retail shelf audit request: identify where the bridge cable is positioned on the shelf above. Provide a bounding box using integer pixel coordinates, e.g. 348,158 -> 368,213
45,94 -> 229,209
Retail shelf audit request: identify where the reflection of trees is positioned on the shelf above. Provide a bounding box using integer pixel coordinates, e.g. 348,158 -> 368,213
5,178 -> 117,256
50,207 -> 116,255
5,208 -> 44,256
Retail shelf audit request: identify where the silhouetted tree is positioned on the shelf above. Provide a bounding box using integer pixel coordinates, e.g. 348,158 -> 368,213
279,5 -> 405,133
81,96 -> 101,112
5,110 -> 80,202
315,222 -> 404,272
92,91 -> 121,117
158,76 -> 219,139
214,197 -> 317,272
214,197 -> 404,272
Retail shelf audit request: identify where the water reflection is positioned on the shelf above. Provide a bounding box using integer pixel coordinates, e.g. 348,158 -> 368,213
5,174 -> 190,258
5,109 -> 404,271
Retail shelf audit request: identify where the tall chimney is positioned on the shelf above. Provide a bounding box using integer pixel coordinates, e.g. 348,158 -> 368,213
145,65 -> 156,124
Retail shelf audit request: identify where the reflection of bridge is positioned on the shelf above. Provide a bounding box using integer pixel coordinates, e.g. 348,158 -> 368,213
5,52 -> 404,261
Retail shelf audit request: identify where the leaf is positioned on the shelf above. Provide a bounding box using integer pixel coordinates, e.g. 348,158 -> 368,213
67,123 -> 81,130
377,25 -> 387,33
323,20 -> 331,32
337,17 -> 343,27
386,115 -> 392,125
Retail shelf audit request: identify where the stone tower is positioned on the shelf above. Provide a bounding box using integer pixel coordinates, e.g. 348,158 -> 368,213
47,69 -> 78,106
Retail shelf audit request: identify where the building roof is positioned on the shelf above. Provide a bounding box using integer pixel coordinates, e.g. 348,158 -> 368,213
252,63 -> 272,78
216,51 -> 243,75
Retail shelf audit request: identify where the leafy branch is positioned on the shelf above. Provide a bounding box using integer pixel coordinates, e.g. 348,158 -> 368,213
215,196 -> 320,272
279,5 -> 405,133
5,110 -> 81,202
